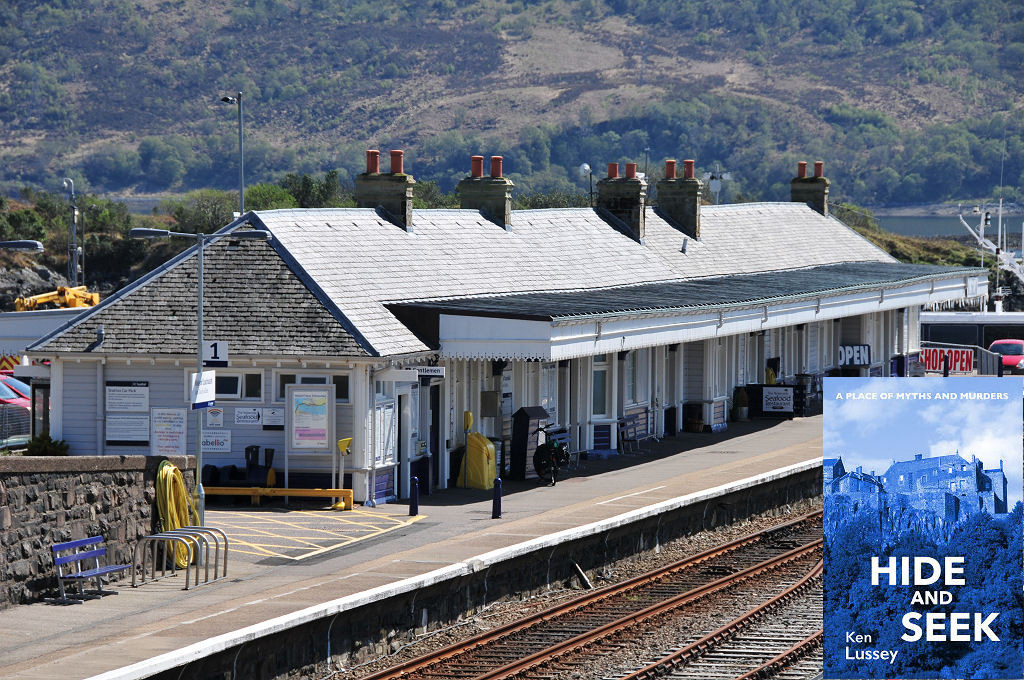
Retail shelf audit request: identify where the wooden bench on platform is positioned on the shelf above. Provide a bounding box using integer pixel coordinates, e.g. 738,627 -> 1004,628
619,410 -> 658,454
205,486 -> 353,510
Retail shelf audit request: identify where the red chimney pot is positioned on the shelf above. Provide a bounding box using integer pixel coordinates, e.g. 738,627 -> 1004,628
665,160 -> 677,180
490,156 -> 503,178
607,163 -> 619,179
471,155 -> 484,178
390,150 -> 404,174
683,159 -> 695,179
797,161 -> 807,178
625,163 -> 637,179
814,161 -> 824,178
366,149 -> 380,174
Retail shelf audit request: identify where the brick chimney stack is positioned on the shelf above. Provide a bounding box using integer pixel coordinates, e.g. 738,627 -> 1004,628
791,160 -> 830,216
596,162 -> 647,241
457,155 -> 515,229
355,149 -> 416,231
656,159 -> 702,239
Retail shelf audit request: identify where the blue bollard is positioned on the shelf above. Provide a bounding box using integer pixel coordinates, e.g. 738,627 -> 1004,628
492,477 -> 502,519
409,476 -> 419,516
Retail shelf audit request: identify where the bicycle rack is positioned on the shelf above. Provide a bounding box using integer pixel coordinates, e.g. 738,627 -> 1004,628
132,526 -> 229,590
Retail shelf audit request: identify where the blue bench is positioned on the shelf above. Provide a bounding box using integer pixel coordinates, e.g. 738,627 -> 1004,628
619,411 -> 658,454
51,536 -> 131,604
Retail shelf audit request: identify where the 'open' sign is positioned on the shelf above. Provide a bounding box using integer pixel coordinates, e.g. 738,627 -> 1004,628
838,344 -> 871,367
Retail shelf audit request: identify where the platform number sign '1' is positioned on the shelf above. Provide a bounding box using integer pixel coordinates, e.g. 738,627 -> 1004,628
202,340 -> 229,368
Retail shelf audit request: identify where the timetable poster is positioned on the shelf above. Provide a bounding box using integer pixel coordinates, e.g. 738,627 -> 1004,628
823,376 -> 1023,679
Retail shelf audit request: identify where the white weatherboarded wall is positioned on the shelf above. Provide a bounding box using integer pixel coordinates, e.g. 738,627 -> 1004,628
59,359 -> 354,474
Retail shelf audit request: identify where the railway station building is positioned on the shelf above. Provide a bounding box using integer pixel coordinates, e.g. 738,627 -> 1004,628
22,153 -> 988,503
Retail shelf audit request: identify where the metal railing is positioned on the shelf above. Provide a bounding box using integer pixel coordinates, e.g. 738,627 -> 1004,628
0,404 -> 30,448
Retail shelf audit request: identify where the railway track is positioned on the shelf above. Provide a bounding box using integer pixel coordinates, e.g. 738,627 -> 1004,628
355,510 -> 822,680
612,561 -> 822,680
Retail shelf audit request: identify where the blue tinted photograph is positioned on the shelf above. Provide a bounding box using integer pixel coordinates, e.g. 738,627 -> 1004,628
823,376 -> 1023,679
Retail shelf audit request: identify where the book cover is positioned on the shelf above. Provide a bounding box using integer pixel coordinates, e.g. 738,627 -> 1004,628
823,376 -> 1023,679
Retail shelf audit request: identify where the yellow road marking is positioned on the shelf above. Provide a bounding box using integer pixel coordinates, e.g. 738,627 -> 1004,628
206,509 -> 427,561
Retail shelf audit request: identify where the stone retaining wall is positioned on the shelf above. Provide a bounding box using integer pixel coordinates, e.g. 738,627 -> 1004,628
0,455 -> 193,609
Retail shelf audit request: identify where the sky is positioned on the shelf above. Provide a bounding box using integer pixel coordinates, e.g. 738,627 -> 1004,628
823,376 -> 1024,507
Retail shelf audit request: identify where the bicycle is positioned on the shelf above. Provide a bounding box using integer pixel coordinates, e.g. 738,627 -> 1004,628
533,424 -> 571,486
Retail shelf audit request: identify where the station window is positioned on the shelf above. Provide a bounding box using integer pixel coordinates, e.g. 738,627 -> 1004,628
592,355 -> 609,417
186,370 -> 262,401
624,350 -> 649,405
275,372 -> 350,402
625,352 -> 637,404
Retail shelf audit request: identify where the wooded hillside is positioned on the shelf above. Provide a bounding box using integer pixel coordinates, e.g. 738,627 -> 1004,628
1,0 -> 1022,205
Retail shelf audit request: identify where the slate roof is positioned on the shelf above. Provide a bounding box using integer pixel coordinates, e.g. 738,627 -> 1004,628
388,262 -> 978,321
31,236 -> 371,356
30,201 -> 979,359
253,203 -> 900,356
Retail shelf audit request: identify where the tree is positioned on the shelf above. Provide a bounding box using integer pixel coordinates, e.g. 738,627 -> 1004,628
245,183 -> 298,210
279,170 -> 347,208
162,189 -> 237,233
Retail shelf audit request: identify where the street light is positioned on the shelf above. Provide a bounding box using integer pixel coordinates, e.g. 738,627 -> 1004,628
0,240 -> 44,251
579,163 -> 594,207
220,92 -> 244,215
62,178 -> 81,286
130,226 -> 270,525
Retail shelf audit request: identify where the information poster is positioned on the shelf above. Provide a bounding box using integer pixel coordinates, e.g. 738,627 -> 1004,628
288,386 -> 332,450
106,413 -> 150,446
262,407 -> 284,430
823,376 -> 1023,679
151,408 -> 186,456
105,381 -> 149,411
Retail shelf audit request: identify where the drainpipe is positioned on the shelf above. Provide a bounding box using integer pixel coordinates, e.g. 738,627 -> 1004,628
367,365 -> 377,507
95,360 -> 105,455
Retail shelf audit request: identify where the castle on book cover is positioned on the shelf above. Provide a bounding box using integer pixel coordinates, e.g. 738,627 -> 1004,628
823,376 -> 1023,679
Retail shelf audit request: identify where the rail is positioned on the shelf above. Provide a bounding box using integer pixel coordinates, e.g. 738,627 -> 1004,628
360,510 -> 822,680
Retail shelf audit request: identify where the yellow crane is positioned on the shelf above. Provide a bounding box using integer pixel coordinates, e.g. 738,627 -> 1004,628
15,286 -> 99,311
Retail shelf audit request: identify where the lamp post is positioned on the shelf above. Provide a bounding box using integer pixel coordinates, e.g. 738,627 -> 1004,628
130,226 -> 269,525
579,163 -> 594,207
220,92 -> 244,215
62,178 -> 81,286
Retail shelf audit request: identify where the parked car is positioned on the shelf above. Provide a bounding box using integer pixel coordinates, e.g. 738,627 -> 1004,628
988,339 -> 1024,374
0,375 -> 30,400
0,380 -> 29,409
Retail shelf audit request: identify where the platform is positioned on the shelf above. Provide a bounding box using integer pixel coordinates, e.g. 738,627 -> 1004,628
0,416 -> 822,680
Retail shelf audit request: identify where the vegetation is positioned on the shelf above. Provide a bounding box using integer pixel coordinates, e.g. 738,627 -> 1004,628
25,433 -> 69,456
0,0 -> 1020,207
825,506 -> 1023,677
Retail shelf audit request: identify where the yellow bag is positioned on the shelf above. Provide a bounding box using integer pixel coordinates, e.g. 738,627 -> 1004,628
456,432 -> 496,490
